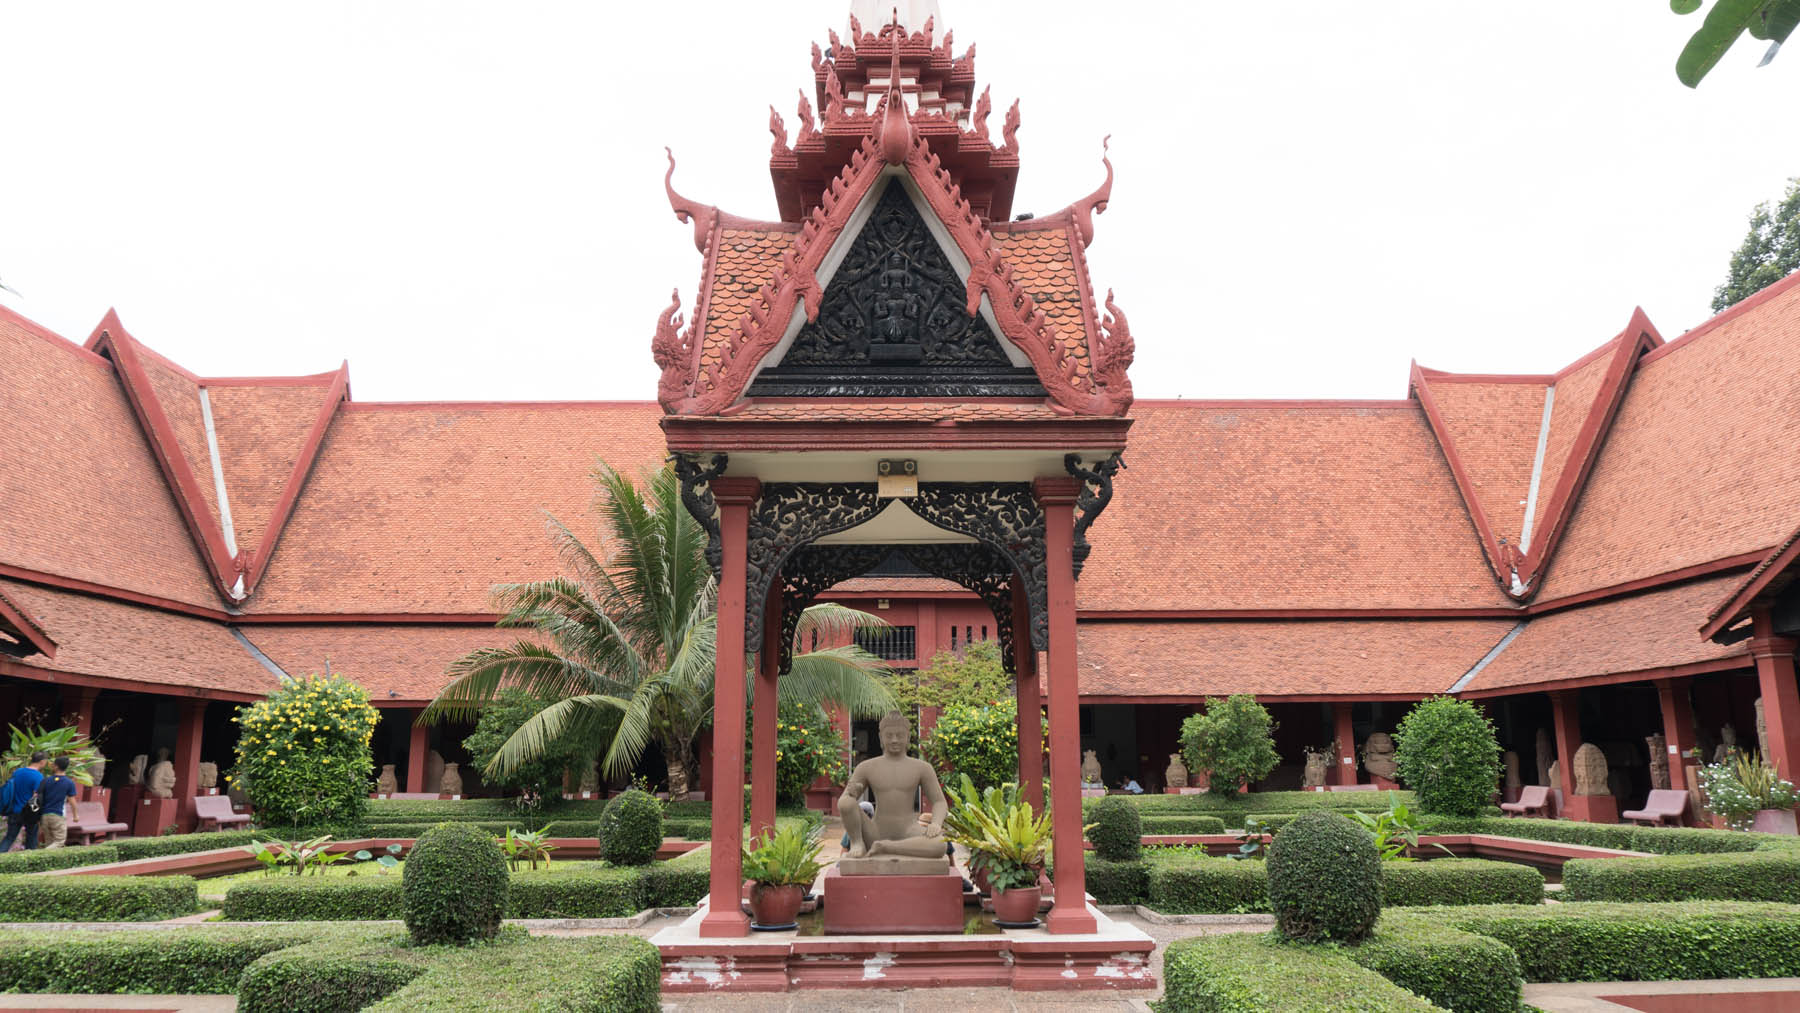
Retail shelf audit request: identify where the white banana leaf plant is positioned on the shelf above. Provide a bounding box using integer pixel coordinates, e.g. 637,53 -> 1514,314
422,463 -> 897,799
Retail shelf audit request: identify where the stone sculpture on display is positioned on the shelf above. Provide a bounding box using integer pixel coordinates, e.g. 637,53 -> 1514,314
1302,746 -> 1330,788
1080,749 -> 1103,786
128,754 -> 148,786
1548,760 -> 1561,791
197,762 -> 218,791
424,750 -> 446,794
1756,698 -> 1771,765
1573,743 -> 1609,796
439,762 -> 464,797
146,749 -> 175,799
88,751 -> 107,787
578,762 -> 600,796
1164,752 -> 1188,790
1503,751 -> 1522,795
1535,729 -> 1554,786
1715,724 -> 1738,764
837,711 -> 951,870
1646,733 -> 1670,790
376,765 -> 398,795
1361,733 -> 1398,781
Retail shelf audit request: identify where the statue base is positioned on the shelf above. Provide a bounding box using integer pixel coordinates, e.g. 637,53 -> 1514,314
1562,795 -> 1619,824
835,855 -> 952,877
822,865 -> 965,934
133,797 -> 179,838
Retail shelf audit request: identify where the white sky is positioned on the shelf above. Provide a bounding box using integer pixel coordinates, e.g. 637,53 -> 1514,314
2,2 -> 1797,402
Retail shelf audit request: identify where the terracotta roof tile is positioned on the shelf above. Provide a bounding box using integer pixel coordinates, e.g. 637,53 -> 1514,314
1465,573 -> 1749,691
698,228 -> 796,390
241,624 -> 528,702
1419,378 -> 1547,549
1077,401 -> 1515,611
246,402 -> 669,614
0,310 -> 219,607
721,401 -> 1064,422
1530,340 -> 1614,553
0,580 -> 276,696
824,576 -> 967,594
1535,282 -> 1800,599
993,226 -> 1093,378
1077,619 -> 1518,697
133,344 -> 222,534
206,380 -> 338,554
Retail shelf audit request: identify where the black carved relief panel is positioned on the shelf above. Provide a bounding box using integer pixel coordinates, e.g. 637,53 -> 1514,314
776,544 -> 892,675
899,543 -> 1019,675
744,484 -> 883,644
907,484 -> 1049,652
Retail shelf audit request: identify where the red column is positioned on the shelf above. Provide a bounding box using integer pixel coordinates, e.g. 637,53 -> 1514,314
405,717 -> 430,794
916,600 -> 939,668
701,477 -> 758,938
1655,678 -> 1696,792
1013,581 -> 1044,814
173,699 -> 207,831
1036,477 -> 1095,934
1549,690 -> 1580,820
1332,702 -> 1357,786
62,687 -> 100,737
1750,609 -> 1800,780
750,591 -> 781,841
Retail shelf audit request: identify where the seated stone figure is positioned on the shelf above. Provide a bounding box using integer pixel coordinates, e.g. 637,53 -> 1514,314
837,711 -> 949,869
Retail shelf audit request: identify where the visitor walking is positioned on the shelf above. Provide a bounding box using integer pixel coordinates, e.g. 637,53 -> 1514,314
35,757 -> 78,850
1,751 -> 48,851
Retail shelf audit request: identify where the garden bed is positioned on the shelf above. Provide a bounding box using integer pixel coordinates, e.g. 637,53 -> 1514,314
46,837 -> 703,881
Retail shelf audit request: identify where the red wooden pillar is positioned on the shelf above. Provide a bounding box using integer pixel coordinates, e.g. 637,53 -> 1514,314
1549,690 -> 1581,820
62,687 -> 100,737
1332,702 -> 1357,786
916,600 -> 939,668
1013,581 -> 1044,814
1036,477 -> 1095,934
173,699 -> 207,831
1750,609 -> 1800,780
750,590 -> 781,841
1655,678 -> 1696,792
701,477 -> 758,938
405,717 -> 430,794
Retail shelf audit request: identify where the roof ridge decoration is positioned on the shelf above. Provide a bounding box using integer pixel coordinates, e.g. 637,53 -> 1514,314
83,310 -> 349,605
1414,309 -> 1663,601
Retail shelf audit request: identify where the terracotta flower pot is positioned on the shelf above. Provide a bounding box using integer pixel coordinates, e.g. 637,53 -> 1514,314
971,864 -> 993,896
1752,808 -> 1799,835
749,882 -> 805,930
992,885 -> 1042,927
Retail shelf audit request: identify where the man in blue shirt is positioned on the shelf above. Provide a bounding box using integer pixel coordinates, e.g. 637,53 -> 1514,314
36,757 -> 79,850
1,751 -> 47,851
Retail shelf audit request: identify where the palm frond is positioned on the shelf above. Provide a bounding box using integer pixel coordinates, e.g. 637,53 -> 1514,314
793,602 -> 888,644
780,646 -> 898,718
422,642 -> 624,723
485,694 -> 626,777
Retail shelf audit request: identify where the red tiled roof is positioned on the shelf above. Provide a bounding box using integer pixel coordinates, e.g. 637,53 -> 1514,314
240,624 -> 529,701
0,580 -> 277,697
1531,341 -> 1614,553
206,379 -> 341,556
246,402 -> 669,615
1077,618 -> 1518,697
1076,401 -> 1515,611
1534,279 -> 1800,600
718,400 -> 1065,422
1415,376 -> 1546,553
0,309 -> 220,608
697,227 -> 798,389
1462,573 -> 1750,693
992,224 -> 1093,382
824,576 -> 967,594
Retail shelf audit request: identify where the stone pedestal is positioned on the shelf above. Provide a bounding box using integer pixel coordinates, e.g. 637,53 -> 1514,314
1561,795 -> 1618,824
822,866 -> 965,935
133,797 -> 179,838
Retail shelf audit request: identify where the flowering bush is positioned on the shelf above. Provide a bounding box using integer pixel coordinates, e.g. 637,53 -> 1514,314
922,699 -> 1017,790
230,673 -> 378,829
1700,751 -> 1800,830
773,702 -> 844,804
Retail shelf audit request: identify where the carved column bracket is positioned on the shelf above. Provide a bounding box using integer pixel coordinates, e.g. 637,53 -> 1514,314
745,484 -> 884,644
672,453 -> 729,577
1065,452 -> 1125,579
907,483 -> 1048,651
777,544 -> 891,674
899,543 -> 1018,674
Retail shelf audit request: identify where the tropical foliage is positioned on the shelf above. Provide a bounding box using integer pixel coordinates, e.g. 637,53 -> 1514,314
1349,793 -> 1452,862
1700,751 -> 1800,830
2,723 -> 105,785
499,827 -> 558,871
761,701 -> 844,805
946,793 -> 1062,892
921,699 -> 1018,791
741,821 -> 825,887
1391,696 -> 1503,818
230,674 -> 378,829
1671,0 -> 1799,87
1179,695 -> 1280,797
462,688 -> 604,804
1714,175 -> 1800,311
424,463 -> 897,799
891,641 -> 1012,721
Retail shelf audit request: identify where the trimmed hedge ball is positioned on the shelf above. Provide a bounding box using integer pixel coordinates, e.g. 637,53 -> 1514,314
1088,796 -> 1144,862
402,822 -> 509,945
600,789 -> 663,867
1266,810 -> 1381,942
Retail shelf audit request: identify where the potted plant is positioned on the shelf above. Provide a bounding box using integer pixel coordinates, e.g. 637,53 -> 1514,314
941,773 -> 1020,895
946,789 -> 1066,928
1699,752 -> 1800,834
740,822 -> 825,930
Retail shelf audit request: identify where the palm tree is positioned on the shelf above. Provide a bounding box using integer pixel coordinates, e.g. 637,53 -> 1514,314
422,462 -> 897,799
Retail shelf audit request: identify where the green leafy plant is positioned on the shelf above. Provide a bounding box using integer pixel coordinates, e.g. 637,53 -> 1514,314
1713,176 -> 1800,311
2,723 -> 105,785
402,822 -> 509,945
231,673 -> 378,830
498,828 -> 558,872
599,788 -> 663,866
741,821 -> 825,887
1700,751 -> 1800,830
891,641 -> 1015,728
749,700 -> 844,805
462,688 -> 604,812
1265,810 -> 1382,943
1671,0 -> 1800,87
1391,696 -> 1502,817
944,787 -> 1075,893
241,836 -> 347,877
1178,695 -> 1279,797
1228,815 -> 1269,861
1349,792 -> 1454,861
921,699 -> 1019,791
1088,795 -> 1143,862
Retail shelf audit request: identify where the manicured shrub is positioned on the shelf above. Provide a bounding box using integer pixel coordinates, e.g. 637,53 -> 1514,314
1413,814 -> 1800,856
1178,694 -> 1279,797
0,925 -> 348,994
0,844 -> 121,872
1074,789 -> 1418,816
1144,852 -> 1269,913
0,874 -> 199,921
600,788 -> 663,866
641,851 -> 712,908
232,673 -> 379,830
1156,933 -> 1441,1013
1380,858 -> 1544,907
1391,696 -> 1503,817
236,932 -> 426,1013
223,877 -> 403,921
402,822 -> 508,944
363,934 -> 661,1013
1350,917 -> 1523,1013
921,699 -> 1019,791
1266,810 -> 1380,942
462,688 -> 606,804
1405,901 -> 1800,982
113,829 -> 267,861
1562,850 -> 1800,903
508,866 -> 647,918
1089,795 -> 1143,861
1084,857 -> 1150,905
1138,814 -> 1227,835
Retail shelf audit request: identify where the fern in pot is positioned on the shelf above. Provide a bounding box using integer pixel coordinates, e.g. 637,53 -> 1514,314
947,788 -> 1063,927
741,822 -> 825,930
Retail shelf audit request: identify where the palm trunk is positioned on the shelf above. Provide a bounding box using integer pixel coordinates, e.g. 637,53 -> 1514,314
666,740 -> 695,801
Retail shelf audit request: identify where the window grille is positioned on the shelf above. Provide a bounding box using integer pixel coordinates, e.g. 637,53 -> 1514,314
855,626 -> 917,661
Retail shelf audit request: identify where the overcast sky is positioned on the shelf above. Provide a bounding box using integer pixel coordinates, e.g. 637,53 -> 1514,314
3,3 -> 1797,402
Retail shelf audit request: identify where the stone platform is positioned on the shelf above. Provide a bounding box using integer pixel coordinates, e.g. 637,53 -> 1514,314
654,895 -> 1155,994
822,865 -> 964,934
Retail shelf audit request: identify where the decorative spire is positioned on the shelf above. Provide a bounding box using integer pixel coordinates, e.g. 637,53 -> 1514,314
847,0 -> 942,40
876,18 -> 913,164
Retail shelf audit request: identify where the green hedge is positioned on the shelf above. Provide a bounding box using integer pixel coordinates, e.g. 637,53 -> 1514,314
0,874 -> 199,921
1562,850 -> 1800,903
1379,859 -> 1544,907
112,829 -> 268,860
1393,901 -> 1800,982
364,934 -> 659,1013
1417,815 -> 1800,856
0,924 -> 352,993
1350,916 -> 1523,1013
237,931 -> 427,1013
1093,790 -> 1413,817
1085,857 -> 1150,905
365,797 -> 713,823
1140,815 -> 1228,835
1156,933 -> 1443,1012
223,876 -> 404,921
0,844 -> 121,873
1143,853 -> 1268,914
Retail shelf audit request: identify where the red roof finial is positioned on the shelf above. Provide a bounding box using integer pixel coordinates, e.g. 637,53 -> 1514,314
877,13 -> 912,164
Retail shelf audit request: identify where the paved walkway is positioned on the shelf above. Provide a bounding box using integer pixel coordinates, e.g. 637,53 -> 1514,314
0,997 -> 235,1012
1523,977 -> 1800,1012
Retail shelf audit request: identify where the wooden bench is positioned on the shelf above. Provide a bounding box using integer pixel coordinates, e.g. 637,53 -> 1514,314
1500,785 -> 1552,818
66,800 -> 129,844
194,794 -> 252,831
1622,788 -> 1689,827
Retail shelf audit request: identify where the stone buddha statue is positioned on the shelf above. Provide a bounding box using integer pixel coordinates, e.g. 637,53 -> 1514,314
837,711 -> 949,872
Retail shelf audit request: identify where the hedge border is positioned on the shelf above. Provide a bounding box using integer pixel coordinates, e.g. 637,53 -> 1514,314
1350,915 -> 1523,1013
0,873 -> 199,921
1155,932 -> 1443,1012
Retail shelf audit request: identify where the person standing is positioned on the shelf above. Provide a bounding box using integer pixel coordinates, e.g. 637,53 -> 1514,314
35,757 -> 78,850
1,751 -> 47,851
